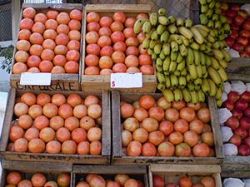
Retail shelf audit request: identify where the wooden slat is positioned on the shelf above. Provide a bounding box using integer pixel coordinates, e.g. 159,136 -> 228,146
81,4 -> 157,93
220,0 -> 250,3
111,91 -> 223,164
0,89 -> 111,164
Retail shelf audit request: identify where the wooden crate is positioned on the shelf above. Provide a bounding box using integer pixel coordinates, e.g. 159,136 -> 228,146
81,4 -> 157,93
111,91 -> 224,164
72,165 -> 149,187
10,3 -> 84,91
0,160 -> 72,187
149,164 -> 222,187
220,76 -> 250,173
0,88 -> 111,164
227,58 -> 250,75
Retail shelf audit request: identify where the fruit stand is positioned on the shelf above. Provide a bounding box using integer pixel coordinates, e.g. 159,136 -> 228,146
0,0 -> 250,186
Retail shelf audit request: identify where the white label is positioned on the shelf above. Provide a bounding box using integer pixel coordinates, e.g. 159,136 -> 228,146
20,73 -> 52,86
110,73 -> 143,88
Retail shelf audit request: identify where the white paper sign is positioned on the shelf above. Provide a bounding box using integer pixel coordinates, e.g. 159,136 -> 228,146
110,73 -> 143,88
218,108 -> 232,125
20,73 -> 52,86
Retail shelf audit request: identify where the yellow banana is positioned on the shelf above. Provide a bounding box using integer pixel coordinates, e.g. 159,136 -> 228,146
163,89 -> 174,102
208,67 -> 222,85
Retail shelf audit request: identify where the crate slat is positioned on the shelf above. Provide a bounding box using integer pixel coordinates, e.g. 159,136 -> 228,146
112,91 -> 223,164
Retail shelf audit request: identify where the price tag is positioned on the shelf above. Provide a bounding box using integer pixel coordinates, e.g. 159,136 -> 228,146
110,73 -> 143,88
20,73 -> 52,86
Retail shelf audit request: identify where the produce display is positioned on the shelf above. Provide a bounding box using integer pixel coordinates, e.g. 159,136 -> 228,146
13,7 -> 82,74
223,177 -> 250,187
84,11 -> 154,75
222,3 -> 250,57
153,174 -> 216,187
134,8 -> 231,106
5,171 -> 70,187
76,174 -> 145,187
220,81 -> 250,156
120,95 -> 214,157
8,92 -> 102,155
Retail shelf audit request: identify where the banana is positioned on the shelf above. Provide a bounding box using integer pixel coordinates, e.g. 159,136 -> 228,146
177,54 -> 184,63
194,85 -> 201,91
187,48 -> 194,65
190,42 -> 200,50
157,72 -> 165,83
165,77 -> 171,88
151,31 -> 159,40
174,70 -> 181,76
171,41 -> 178,52
160,31 -> 169,43
216,86 -> 223,100
205,55 -> 211,66
200,14 -> 208,25
179,76 -> 186,86
201,65 -> 206,75
190,91 -> 198,104
156,58 -> 163,66
159,51 -> 165,60
182,89 -> 191,102
187,83 -> 195,91
208,79 -> 217,97
176,18 -> 184,26
169,34 -> 182,44
194,24 -> 210,33
222,49 -> 232,62
163,57 -> 171,72
177,61 -> 185,71
170,74 -> 178,87
149,13 -> 158,26
156,24 -> 166,35
194,78 -> 202,85
218,67 -> 228,82
180,36 -> 190,46
198,90 -> 205,102
196,65 -> 203,78
178,27 -> 193,40
151,53 -> 157,60
200,52 -> 206,65
154,44 -> 162,55
218,59 -> 228,69
211,57 -> 220,70
168,24 -> 177,34
202,79 -> 210,93
142,21 -> 151,33
142,38 -> 150,49
186,74 -> 191,82
157,83 -> 165,91
191,26 -> 204,44
185,19 -> 193,28
180,44 -> 188,56
208,67 -> 222,85
134,19 -> 144,34
169,61 -> 177,73
193,50 -> 200,65
181,69 -> 187,76
217,99 -> 223,107
174,89 -> 183,101
163,89 -> 174,102
171,51 -> 178,61
149,40 -> 156,49
168,16 -> 176,24
159,16 -> 169,25
213,49 -> 224,60
188,64 -> 198,80
156,63 -> 163,72
163,43 -> 170,56
147,48 -> 153,55
158,8 -> 167,16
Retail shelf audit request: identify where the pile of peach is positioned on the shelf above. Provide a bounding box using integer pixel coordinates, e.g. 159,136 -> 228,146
13,7 -> 82,74
121,95 -> 214,157
6,171 -> 70,187
76,174 -> 144,187
9,92 -> 102,155
84,11 -> 154,75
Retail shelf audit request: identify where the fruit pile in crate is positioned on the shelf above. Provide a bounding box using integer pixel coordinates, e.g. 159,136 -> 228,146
221,3 -> 250,57
220,81 -> 250,156
14,6 -> 82,74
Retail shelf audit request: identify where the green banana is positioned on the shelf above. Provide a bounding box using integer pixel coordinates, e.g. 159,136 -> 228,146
217,99 -> 223,107
156,63 -> 163,72
176,54 -> 184,63
149,40 -> 156,49
149,13 -> 158,26
160,31 -> 169,43
208,67 -> 222,85
191,26 -> 204,44
176,18 -> 184,26
174,70 -> 181,76
182,89 -> 191,102
158,8 -> 167,16
213,49 -> 224,60
159,51 -> 165,60
205,55 -> 211,66
169,34 -> 182,44
194,24 -> 210,33
179,76 -> 186,86
196,65 -> 203,78
163,57 -> 171,72
171,51 -> 178,61
198,90 -> 205,102
187,48 -> 194,65
154,44 -> 162,55
163,89 -> 174,102
202,79 -> 210,93
165,77 -> 171,88
180,36 -> 190,46
157,83 -> 165,91
156,72 -> 165,83
200,14 -> 208,25
178,27 -> 193,39
194,78 -> 202,85
142,21 -> 151,33
162,43 -> 170,56
219,60 -> 228,69
156,24 -> 166,35
211,57 -> 220,70
180,45 -> 188,56
200,52 -> 206,65
188,64 -> 198,79
185,19 -> 193,28
190,42 -> 200,50
142,38 -> 150,49
193,50 -> 200,65
169,61 -> 177,73
174,89 -> 183,101
222,49 -> 232,62
168,24 -> 177,34
134,19 -> 144,34
151,31 -> 159,40
218,67 -> 228,82
168,16 -> 176,24
190,91 -> 198,104
171,41 -> 178,52
208,79 -> 217,97
181,69 -> 187,76
170,74 -> 178,87
216,86 -> 223,100
187,83 -> 195,91
159,16 -> 169,25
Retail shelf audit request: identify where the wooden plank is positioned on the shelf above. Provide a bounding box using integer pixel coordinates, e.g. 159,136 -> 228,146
149,164 -> 222,187
220,0 -> 250,3
81,4 -> 157,93
10,4 -> 84,91
0,89 -> 111,164
72,165 -> 148,187
227,58 -> 250,73
111,91 -> 223,164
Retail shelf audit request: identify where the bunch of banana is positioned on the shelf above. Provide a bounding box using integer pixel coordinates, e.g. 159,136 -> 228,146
199,0 -> 230,41
134,8 -> 231,106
